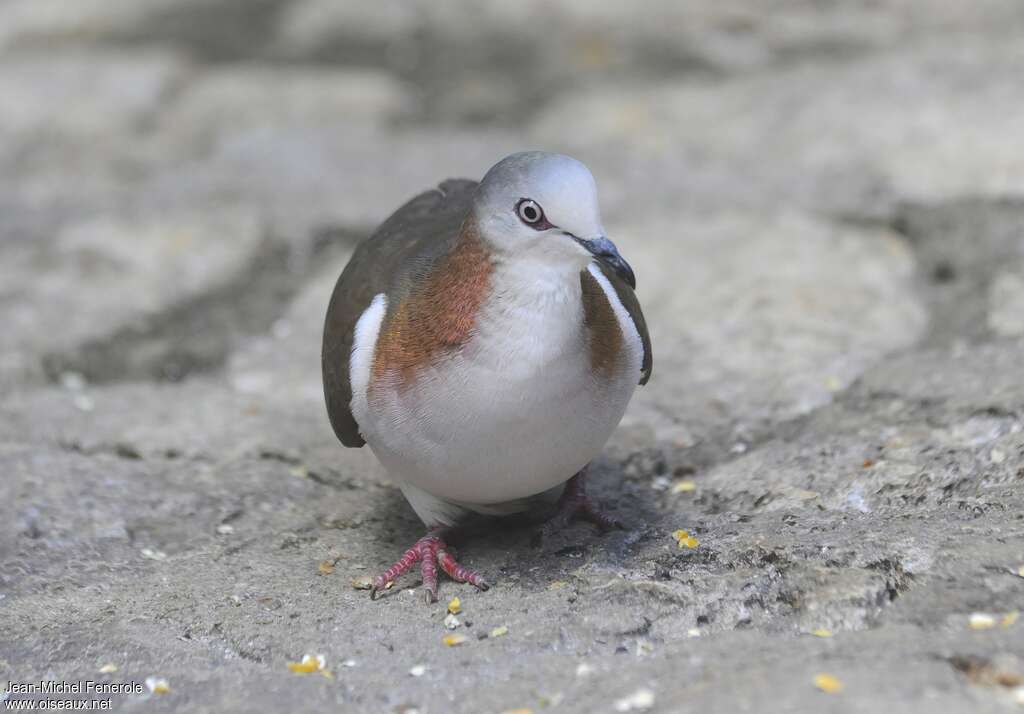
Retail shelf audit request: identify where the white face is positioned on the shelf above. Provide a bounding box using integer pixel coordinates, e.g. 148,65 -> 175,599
473,152 -> 607,265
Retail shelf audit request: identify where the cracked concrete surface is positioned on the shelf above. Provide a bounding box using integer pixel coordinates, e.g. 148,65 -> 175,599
1,2 -> 1023,713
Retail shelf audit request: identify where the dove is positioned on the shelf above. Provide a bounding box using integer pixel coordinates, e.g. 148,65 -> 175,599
322,151 -> 651,602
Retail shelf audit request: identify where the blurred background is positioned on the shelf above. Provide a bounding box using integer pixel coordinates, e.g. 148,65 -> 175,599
3,2 -> 1024,712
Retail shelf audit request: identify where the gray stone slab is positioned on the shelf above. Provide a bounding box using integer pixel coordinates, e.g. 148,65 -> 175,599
2,2 -> 1023,712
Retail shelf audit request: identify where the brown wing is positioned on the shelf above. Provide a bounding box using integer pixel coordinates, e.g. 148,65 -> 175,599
593,259 -> 653,386
321,179 -> 478,447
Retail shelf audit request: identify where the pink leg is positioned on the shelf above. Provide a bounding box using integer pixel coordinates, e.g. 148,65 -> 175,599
371,531 -> 490,604
544,467 -> 622,536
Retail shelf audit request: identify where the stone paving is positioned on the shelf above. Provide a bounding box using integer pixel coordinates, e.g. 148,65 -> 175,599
2,2 -> 1023,712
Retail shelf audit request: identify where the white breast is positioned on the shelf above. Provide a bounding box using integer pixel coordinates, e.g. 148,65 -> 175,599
349,261 -> 643,522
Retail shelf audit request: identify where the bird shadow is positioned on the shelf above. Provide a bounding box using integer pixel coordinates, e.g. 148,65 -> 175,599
362,456 -> 664,597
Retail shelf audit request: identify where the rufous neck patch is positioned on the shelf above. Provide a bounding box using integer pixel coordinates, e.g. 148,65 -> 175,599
579,268 -> 625,379
371,220 -> 494,391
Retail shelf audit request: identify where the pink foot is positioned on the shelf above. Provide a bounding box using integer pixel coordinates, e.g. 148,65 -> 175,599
370,532 -> 490,604
542,468 -> 622,539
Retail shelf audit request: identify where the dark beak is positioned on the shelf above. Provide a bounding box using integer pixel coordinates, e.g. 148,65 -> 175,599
578,236 -> 636,289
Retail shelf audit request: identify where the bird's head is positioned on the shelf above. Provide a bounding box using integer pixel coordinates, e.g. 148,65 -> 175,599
472,151 -> 635,288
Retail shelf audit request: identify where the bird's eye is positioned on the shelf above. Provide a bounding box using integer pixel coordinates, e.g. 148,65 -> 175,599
516,199 -> 544,226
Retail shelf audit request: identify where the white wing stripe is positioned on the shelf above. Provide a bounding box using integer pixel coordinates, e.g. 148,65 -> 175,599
349,293 -> 388,435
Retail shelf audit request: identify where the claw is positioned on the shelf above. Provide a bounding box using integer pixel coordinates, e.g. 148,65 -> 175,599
537,467 -> 622,543
368,532 -> 490,603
